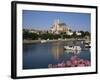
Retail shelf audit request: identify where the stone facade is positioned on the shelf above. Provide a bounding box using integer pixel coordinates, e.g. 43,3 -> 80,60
50,20 -> 70,34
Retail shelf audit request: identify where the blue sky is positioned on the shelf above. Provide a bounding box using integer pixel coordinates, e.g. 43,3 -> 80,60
23,10 -> 91,32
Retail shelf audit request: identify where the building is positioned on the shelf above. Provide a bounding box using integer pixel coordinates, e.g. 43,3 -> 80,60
28,29 -> 39,34
50,19 -> 71,34
76,31 -> 81,36
24,19 -> 74,35
67,31 -> 73,35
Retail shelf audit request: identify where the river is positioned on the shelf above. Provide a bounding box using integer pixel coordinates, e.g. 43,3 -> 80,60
23,41 -> 91,69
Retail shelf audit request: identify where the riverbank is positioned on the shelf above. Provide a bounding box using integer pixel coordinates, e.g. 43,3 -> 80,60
23,38 -> 88,44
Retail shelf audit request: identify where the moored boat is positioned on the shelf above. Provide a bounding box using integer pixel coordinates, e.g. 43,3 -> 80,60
41,40 -> 47,43
84,43 -> 91,48
64,46 -> 81,51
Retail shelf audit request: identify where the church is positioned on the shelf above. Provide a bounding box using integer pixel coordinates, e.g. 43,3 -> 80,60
50,19 -> 73,35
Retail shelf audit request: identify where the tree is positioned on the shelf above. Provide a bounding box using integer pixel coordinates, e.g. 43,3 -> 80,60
84,31 -> 90,36
23,30 -> 38,40
72,31 -> 77,38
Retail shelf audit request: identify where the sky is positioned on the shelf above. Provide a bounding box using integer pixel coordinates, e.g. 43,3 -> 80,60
23,10 -> 91,32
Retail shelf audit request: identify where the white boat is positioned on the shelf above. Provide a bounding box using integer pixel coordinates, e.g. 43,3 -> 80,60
84,43 -> 91,48
64,46 -> 81,51
41,40 -> 47,43
64,49 -> 81,54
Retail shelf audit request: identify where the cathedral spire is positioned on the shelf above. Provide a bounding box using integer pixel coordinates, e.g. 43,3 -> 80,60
54,19 -> 60,25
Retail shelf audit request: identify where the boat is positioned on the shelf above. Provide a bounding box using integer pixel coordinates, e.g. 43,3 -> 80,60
84,43 -> 91,48
64,46 -> 81,51
83,40 -> 91,48
41,40 -> 47,43
64,49 -> 81,54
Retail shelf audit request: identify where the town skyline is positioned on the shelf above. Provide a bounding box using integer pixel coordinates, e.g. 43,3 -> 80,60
23,10 -> 91,32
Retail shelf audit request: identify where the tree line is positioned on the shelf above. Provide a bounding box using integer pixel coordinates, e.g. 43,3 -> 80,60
23,30 -> 90,40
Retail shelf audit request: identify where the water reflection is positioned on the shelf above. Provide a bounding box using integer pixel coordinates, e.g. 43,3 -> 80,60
64,50 -> 81,54
23,41 -> 91,69
51,42 -> 64,60
51,42 -> 82,60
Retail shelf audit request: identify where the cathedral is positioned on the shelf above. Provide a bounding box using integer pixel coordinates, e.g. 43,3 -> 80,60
50,19 -> 72,35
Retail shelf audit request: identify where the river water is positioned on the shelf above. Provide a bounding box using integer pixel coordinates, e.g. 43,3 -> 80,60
23,41 -> 91,69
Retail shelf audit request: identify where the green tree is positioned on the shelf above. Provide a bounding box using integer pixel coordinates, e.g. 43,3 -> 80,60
23,30 -> 38,40
84,31 -> 90,36
72,31 -> 77,38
